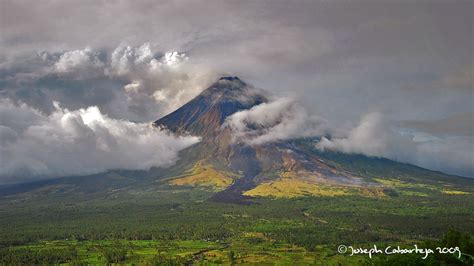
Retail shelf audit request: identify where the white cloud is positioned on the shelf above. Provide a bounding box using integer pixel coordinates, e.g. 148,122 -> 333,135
224,98 -> 327,145
0,99 -> 200,184
53,47 -> 104,75
107,43 -> 155,77
102,44 -> 218,120
317,113 -> 415,161
316,112 -> 474,177
106,43 -> 189,78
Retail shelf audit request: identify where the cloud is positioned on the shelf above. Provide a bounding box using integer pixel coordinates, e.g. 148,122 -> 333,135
0,99 -> 199,184
316,113 -> 473,177
414,135 -> 474,178
317,113 -> 415,160
401,112 -> 474,137
1,1 -> 472,127
440,64 -> 473,91
225,106 -> 473,177
53,47 -> 104,75
0,44 -> 219,122
224,98 -> 327,145
104,43 -> 218,118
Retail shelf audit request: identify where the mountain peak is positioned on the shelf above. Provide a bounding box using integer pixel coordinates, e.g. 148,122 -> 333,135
202,76 -> 247,95
219,76 -> 241,81
153,77 -> 267,137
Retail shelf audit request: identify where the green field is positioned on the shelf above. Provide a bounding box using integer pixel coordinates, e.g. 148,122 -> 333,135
1,179 -> 473,265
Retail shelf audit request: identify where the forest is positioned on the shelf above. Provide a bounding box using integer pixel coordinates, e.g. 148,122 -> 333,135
0,183 -> 473,264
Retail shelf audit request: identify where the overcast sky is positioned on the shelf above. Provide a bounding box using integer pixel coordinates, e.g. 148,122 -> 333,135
0,0 -> 473,181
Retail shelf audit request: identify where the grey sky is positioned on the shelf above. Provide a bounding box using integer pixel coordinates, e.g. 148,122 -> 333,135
0,0 -> 472,178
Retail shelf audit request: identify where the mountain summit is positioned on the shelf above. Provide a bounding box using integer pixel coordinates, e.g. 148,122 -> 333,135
153,77 -> 267,138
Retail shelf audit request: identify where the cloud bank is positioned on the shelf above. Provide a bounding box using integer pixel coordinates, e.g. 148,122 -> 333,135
226,105 -> 473,177
0,99 -> 199,184
317,113 -> 415,160
317,113 -> 473,177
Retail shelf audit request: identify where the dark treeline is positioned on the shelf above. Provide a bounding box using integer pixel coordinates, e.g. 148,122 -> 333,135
0,246 -> 78,265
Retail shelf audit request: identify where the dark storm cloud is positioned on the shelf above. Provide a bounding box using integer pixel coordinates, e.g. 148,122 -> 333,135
0,0 -> 472,178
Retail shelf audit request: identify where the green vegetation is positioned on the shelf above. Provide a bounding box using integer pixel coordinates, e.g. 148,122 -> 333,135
0,177 -> 473,264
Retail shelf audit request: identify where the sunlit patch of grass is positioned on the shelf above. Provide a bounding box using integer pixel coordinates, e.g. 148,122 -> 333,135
243,177 -> 350,198
373,178 -> 435,189
242,232 -> 272,243
244,171 -> 393,199
441,189 -> 470,195
373,178 -> 465,197
399,190 -> 429,197
357,187 -> 387,198
169,161 -> 233,190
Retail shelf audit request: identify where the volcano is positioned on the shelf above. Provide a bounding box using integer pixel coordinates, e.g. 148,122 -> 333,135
151,77 -> 465,203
